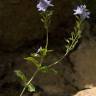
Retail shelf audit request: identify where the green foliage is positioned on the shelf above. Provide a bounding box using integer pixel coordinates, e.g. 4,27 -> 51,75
15,2 -> 90,96
49,68 -> 58,74
15,70 -> 35,92
40,65 -> 49,72
24,46 -> 56,74
15,70 -> 27,84
65,16 -> 82,54
37,46 -> 48,57
36,47 -> 53,56
24,57 -> 41,68
27,83 -> 35,92
15,14 -> 84,96
40,11 -> 53,30
24,47 -> 53,68
39,65 -> 57,74
15,10 -> 55,95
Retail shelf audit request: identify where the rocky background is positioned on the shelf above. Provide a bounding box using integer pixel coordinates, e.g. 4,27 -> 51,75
0,0 -> 96,96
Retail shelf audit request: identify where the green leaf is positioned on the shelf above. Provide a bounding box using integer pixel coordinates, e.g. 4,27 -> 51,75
47,50 -> 53,53
66,39 -> 70,43
65,45 -> 69,49
47,11 -> 53,17
50,68 -> 58,74
27,83 -> 35,92
76,16 -> 80,21
24,57 -> 41,68
15,70 -> 35,92
40,66 -> 49,73
41,18 -> 44,23
38,47 -> 47,56
15,70 -> 27,84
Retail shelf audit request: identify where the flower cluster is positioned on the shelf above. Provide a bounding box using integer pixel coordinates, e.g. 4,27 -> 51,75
74,5 -> 90,20
37,0 -> 53,12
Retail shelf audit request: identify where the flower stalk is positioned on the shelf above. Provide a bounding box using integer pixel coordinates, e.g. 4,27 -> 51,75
20,69 -> 39,96
15,2 -> 91,96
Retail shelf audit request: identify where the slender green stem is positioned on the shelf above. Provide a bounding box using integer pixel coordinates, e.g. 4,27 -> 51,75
20,86 -> 26,96
40,57 -> 44,65
45,27 -> 48,49
48,51 -> 68,68
20,69 -> 39,96
48,36 -> 76,68
48,20 -> 82,68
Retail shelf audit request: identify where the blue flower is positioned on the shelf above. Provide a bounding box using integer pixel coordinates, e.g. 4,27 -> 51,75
74,5 -> 90,20
37,0 -> 53,12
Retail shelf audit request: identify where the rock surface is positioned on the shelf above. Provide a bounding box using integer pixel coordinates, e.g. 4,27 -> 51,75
74,87 -> 96,96
70,36 -> 96,89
